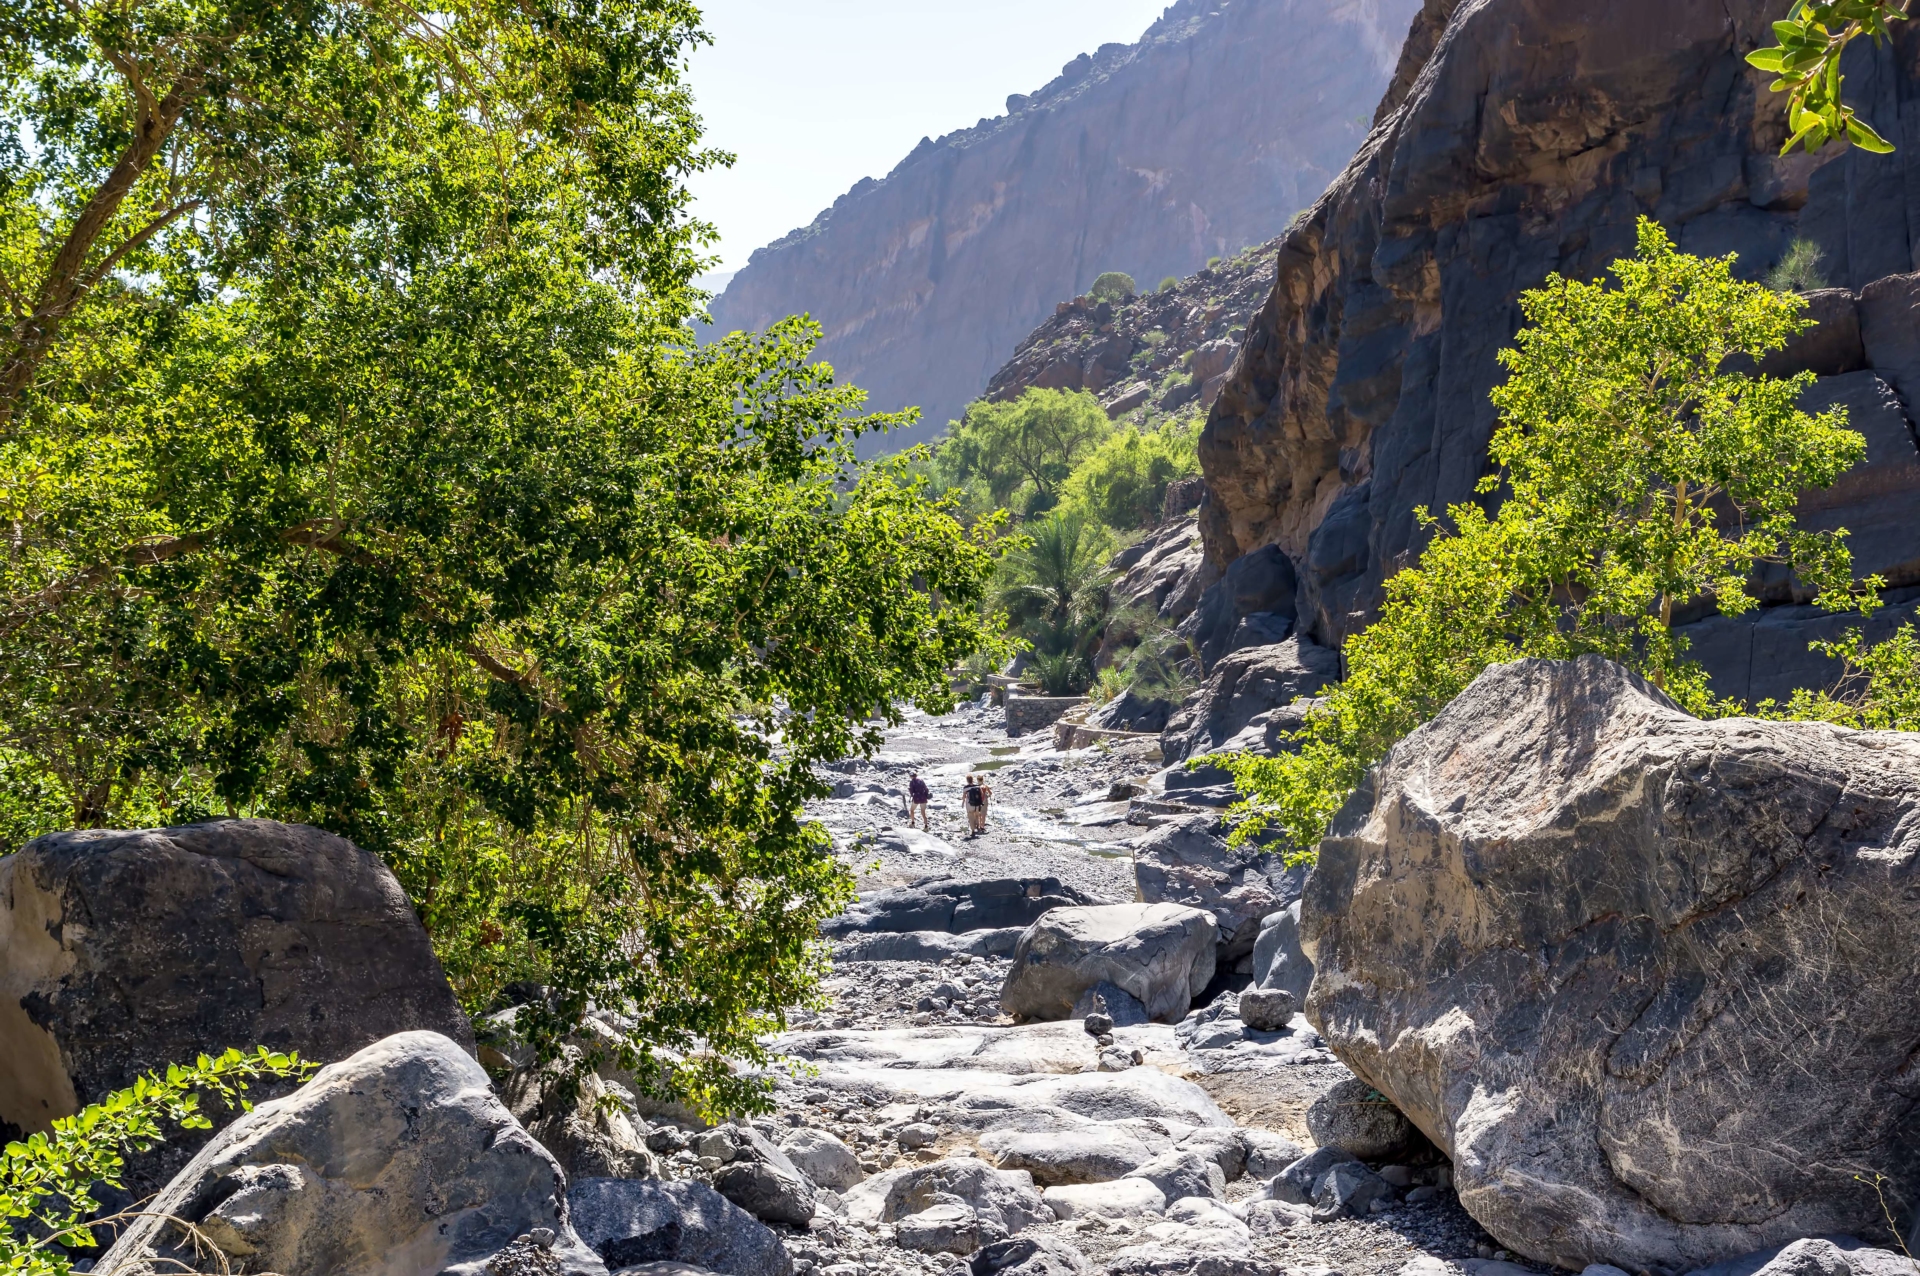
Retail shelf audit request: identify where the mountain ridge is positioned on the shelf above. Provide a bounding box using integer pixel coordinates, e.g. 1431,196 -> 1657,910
707,0 -> 1422,453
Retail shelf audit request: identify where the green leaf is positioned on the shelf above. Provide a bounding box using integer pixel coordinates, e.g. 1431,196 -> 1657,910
1846,116 -> 1897,151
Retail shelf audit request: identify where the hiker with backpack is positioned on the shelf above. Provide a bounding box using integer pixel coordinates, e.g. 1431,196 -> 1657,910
907,773 -> 931,830
963,774 -> 992,837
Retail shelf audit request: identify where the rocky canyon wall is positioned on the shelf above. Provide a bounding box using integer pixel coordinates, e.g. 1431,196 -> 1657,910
706,0 -> 1422,454
1198,0 -> 1920,704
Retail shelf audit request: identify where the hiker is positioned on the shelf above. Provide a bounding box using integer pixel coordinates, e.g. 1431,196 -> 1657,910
964,774 -> 991,837
907,773 -> 931,830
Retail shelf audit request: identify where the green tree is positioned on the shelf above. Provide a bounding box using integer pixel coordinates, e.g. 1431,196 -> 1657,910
1221,219 -> 1878,858
992,511 -> 1113,693
1763,624 -> 1920,728
1749,1 -> 1911,154
2,1047 -> 315,1276
1060,417 -> 1200,530
0,0 -> 1006,1115
1089,271 -> 1135,303
0,0 -> 722,427
939,389 -> 1113,518
1768,238 -> 1830,291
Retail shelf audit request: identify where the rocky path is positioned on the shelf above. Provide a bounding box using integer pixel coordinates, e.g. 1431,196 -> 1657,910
700,697 -> 1521,1276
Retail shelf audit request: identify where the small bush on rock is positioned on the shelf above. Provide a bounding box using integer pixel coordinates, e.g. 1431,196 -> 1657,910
1,1048 -> 314,1276
1090,272 -> 1136,303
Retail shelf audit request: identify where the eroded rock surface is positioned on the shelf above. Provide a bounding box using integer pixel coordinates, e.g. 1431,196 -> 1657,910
1197,0 -> 1920,696
1306,656 -> 1920,1271
96,1031 -> 598,1276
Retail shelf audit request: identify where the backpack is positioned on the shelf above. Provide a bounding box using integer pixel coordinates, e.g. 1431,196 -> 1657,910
964,784 -> 983,808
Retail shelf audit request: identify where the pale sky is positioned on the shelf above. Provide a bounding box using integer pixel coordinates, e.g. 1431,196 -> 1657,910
684,0 -> 1175,286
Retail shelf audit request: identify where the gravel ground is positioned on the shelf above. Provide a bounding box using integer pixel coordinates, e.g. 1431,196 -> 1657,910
656,698 -> 1544,1276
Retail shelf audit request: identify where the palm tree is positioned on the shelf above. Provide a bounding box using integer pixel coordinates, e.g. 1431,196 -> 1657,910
993,513 -> 1114,692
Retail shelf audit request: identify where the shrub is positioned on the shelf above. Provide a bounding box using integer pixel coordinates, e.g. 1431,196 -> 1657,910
1220,219 -> 1878,861
938,390 -> 1113,516
2,1048 -> 315,1276
1159,276 -> 1179,292
1090,272 -> 1137,303
991,512 -> 1115,674
1206,256 -> 1222,268
1768,238 -> 1829,292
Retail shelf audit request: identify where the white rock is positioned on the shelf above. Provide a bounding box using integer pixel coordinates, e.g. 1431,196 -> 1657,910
780,1127 -> 865,1191
842,1157 -> 1047,1233
1042,1178 -> 1168,1220
1001,903 -> 1218,1024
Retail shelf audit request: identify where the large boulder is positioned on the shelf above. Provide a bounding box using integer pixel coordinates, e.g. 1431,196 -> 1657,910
1305,656 -> 1920,1271
1133,816 -> 1282,960
1162,638 -> 1339,763
1249,901 -> 1313,1005
569,1177 -> 792,1276
95,1031 -> 600,1276
778,1126 -> 864,1191
842,1157 -> 1049,1234
1304,1078 -> 1425,1163
0,820 -> 473,1189
1000,903 -> 1218,1024
709,1126 -> 815,1226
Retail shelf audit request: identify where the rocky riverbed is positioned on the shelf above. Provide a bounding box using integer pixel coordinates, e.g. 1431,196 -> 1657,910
708,695 -> 1519,1276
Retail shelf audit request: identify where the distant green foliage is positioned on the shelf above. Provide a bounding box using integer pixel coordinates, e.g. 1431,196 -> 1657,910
939,390 -> 1113,518
992,512 -> 1114,693
1206,256 -> 1222,269
1059,418 -> 1201,531
1220,219 -> 1879,860
2,1048 -> 315,1276
1090,272 -> 1136,303
1769,239 -> 1830,292
1159,276 -> 1180,292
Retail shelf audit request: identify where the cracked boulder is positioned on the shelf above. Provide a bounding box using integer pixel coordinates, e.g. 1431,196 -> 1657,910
1001,903 -> 1217,1024
95,1031 -> 601,1276
1305,656 -> 1920,1272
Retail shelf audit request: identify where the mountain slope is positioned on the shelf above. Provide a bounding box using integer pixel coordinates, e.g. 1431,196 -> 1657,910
705,0 -> 1422,453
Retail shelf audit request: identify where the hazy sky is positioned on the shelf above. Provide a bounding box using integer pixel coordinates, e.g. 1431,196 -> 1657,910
684,0 -> 1174,285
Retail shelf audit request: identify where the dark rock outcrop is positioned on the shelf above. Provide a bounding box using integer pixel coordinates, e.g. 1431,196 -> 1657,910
822,875 -> 1100,938
709,0 -> 1422,451
1132,816 -> 1287,961
1305,656 -> 1920,1270
1198,0 -> 1920,698
0,819 -> 472,1188
570,1176 -> 794,1276
1162,637 -> 1341,763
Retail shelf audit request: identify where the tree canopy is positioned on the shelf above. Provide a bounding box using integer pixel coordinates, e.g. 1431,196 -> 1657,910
0,0 -> 1004,1113
1220,220 -> 1877,858
939,388 -> 1112,518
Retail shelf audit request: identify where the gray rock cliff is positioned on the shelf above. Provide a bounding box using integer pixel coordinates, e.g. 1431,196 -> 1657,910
709,0 -> 1421,452
1197,0 -> 1920,699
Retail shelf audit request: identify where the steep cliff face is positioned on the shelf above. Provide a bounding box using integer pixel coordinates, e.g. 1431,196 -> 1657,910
1199,0 -> 1920,703
707,0 -> 1422,453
